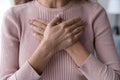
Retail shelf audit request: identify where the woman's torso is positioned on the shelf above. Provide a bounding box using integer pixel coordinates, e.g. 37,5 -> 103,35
16,0 -> 97,79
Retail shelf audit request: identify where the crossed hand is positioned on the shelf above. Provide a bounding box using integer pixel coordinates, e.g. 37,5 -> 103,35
29,15 -> 85,52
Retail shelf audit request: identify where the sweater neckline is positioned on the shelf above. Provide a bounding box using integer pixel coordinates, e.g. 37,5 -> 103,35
33,0 -> 73,12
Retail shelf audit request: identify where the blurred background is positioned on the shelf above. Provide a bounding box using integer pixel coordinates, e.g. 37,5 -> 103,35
0,0 -> 120,57
99,0 -> 120,58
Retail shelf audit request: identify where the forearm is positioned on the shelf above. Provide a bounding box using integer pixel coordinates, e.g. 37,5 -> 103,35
66,42 -> 90,67
28,40 -> 55,75
66,42 -> 120,80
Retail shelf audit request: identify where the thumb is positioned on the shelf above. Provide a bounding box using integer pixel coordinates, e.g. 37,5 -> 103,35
48,15 -> 61,26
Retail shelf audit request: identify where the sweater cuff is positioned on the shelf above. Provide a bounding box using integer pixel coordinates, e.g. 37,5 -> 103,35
15,61 -> 41,80
78,53 -> 103,78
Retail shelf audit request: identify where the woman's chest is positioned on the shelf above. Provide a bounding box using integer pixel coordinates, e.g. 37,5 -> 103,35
18,7 -> 95,66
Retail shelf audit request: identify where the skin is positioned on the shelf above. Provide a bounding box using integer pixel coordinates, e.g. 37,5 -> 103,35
37,0 -> 71,8
28,0 -> 90,75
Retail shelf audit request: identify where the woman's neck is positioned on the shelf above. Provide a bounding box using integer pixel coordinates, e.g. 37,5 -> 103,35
37,0 -> 71,8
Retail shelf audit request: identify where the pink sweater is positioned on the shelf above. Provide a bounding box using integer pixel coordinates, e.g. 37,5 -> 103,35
0,0 -> 120,80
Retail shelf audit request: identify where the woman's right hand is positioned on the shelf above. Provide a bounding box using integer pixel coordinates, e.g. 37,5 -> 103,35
39,15 -> 85,53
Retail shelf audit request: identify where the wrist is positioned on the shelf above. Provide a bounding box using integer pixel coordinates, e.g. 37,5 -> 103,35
39,39 -> 55,54
66,42 -> 90,66
66,42 -> 80,52
28,40 -> 55,74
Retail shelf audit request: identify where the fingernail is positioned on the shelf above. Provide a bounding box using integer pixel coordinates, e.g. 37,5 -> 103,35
56,14 -> 60,17
33,33 -> 36,36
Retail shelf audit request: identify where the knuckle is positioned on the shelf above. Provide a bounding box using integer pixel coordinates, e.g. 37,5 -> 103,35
67,33 -> 72,37
32,21 -> 36,25
47,23 -> 51,27
69,37 -> 73,43
65,28 -> 69,33
77,28 -> 81,31
72,19 -> 77,23
73,18 -> 79,22
61,23 -> 66,27
67,35 -> 74,43
38,22 -> 42,26
56,16 -> 59,20
33,20 -> 38,24
77,32 -> 82,37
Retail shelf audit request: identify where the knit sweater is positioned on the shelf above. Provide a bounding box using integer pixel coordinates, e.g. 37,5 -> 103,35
0,0 -> 120,80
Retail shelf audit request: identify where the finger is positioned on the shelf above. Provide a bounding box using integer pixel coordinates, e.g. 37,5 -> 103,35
72,26 -> 84,35
59,32 -> 73,44
60,17 -> 81,27
30,19 -> 46,30
69,20 -> 85,31
65,21 -> 85,33
49,15 -> 61,26
37,18 -> 49,25
74,31 -> 83,41
33,32 -> 43,40
62,27 -> 83,43
31,25 -> 44,35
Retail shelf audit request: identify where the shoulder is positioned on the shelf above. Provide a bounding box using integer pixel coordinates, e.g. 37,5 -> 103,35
4,1 -> 34,17
74,0 -> 107,20
75,0 -> 105,13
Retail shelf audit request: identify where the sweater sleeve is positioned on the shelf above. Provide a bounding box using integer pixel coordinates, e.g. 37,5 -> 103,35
78,4 -> 120,80
0,8 -> 41,80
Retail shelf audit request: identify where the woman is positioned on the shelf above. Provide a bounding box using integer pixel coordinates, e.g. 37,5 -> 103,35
0,0 -> 120,80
